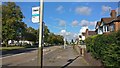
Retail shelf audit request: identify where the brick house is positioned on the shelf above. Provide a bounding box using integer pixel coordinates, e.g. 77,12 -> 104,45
95,10 -> 120,34
82,29 -> 96,38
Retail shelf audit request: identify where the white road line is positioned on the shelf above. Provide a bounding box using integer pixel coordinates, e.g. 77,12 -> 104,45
0,50 -> 37,59
0,48 -> 49,60
0,46 -> 60,60
0,53 -> 26,59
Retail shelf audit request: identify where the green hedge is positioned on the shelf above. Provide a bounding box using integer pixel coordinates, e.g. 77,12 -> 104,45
85,30 -> 120,67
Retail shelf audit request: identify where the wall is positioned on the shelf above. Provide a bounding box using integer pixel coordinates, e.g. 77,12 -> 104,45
114,22 -> 120,31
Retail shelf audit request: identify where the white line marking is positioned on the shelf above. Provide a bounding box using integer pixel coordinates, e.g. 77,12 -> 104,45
0,53 -> 26,59
0,50 -> 37,59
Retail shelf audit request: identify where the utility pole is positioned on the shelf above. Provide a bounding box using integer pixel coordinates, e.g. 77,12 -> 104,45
38,0 -> 44,67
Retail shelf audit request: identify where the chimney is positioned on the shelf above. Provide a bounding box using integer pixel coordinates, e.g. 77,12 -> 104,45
86,29 -> 88,33
110,10 -> 116,18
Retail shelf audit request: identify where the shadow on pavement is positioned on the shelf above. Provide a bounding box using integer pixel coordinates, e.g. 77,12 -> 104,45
61,56 -> 79,68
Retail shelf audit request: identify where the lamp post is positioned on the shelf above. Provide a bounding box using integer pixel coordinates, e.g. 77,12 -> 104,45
64,23 -> 67,49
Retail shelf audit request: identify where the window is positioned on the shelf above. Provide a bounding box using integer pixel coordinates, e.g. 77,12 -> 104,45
107,26 -> 109,32
110,24 -> 114,31
103,26 -> 106,32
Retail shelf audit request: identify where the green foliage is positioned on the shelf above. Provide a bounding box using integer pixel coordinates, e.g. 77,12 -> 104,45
2,2 -> 38,46
47,33 -> 64,45
2,2 -> 64,47
2,2 -> 25,45
43,25 -> 64,46
85,31 -> 120,67
23,27 -> 38,42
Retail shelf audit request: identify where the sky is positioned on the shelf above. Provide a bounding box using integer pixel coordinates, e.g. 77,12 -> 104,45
15,2 -> 118,41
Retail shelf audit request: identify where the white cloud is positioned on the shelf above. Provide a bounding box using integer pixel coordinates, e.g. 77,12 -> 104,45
79,20 -> 97,35
56,5 -> 64,12
75,6 -> 92,15
80,20 -> 97,27
71,20 -> 79,27
102,5 -> 111,14
55,18 -> 66,26
80,20 -> 89,26
59,19 -> 66,26
59,30 -> 71,36
89,21 -> 97,27
79,26 -> 88,35
58,30 -> 78,42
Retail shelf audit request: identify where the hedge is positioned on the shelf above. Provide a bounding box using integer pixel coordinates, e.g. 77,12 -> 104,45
85,30 -> 120,67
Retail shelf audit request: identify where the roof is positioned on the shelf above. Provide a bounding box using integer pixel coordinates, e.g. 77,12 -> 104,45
82,32 -> 86,36
117,15 -> 120,20
109,15 -> 120,23
101,18 -> 115,24
95,21 -> 101,29
88,31 -> 96,35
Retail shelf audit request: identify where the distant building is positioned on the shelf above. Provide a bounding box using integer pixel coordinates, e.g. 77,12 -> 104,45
7,40 -> 33,46
78,29 -> 96,41
81,29 -> 96,39
95,10 -> 120,34
84,29 -> 96,38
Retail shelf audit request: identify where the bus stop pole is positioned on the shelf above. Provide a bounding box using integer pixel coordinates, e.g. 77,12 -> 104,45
38,0 -> 44,67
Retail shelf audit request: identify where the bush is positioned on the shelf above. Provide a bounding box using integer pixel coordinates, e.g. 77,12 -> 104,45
85,30 -> 120,67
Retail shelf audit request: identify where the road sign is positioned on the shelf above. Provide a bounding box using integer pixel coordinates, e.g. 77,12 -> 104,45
32,7 -> 40,23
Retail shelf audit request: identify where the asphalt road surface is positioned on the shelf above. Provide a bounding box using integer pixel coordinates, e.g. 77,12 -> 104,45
1,46 -> 61,66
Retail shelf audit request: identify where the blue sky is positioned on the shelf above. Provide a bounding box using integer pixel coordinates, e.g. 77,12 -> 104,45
15,2 -> 118,41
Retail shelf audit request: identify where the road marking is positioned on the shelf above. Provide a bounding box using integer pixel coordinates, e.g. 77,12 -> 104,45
0,53 -> 26,59
0,50 -> 37,59
0,47 -> 53,60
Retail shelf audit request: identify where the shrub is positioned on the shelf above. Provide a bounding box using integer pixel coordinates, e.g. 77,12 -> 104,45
85,30 -> 120,67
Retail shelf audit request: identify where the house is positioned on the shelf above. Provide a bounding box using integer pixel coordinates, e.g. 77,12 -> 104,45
85,29 -> 96,38
78,29 -> 96,41
81,29 -> 96,39
95,10 -> 120,34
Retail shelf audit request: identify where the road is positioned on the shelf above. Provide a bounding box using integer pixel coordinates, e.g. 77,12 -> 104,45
1,46 -> 61,66
1,48 -> 37,57
1,45 -> 89,67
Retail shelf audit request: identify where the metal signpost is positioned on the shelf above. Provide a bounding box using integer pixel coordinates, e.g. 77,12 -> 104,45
32,0 -> 44,67
38,0 -> 44,67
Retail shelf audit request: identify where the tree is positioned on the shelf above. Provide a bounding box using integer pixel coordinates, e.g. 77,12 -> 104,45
71,39 -> 74,44
66,40 -> 69,45
43,25 -> 50,43
47,33 -> 64,45
23,27 -> 38,42
2,2 -> 25,46
0,5 -> 1,40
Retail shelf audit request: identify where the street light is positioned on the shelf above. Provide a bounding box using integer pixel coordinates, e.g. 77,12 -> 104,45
64,23 -> 67,49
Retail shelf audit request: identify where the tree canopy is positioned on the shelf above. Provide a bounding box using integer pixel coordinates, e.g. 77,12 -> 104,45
2,2 -> 64,46
2,2 -> 25,44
